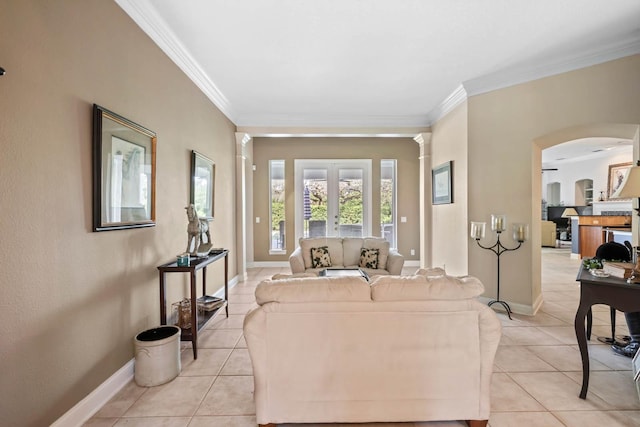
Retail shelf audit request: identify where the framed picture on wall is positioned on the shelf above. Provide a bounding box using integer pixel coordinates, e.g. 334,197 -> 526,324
190,150 -> 215,220
92,104 -> 157,231
607,162 -> 632,199
432,161 -> 453,205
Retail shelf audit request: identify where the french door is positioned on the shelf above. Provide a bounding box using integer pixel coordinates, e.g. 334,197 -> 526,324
294,159 -> 371,241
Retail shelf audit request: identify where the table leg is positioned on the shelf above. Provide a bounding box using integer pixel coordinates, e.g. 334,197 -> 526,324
610,307 -> 616,342
574,300 -> 592,399
202,266 -> 207,296
159,272 -> 167,325
224,252 -> 229,317
190,269 -> 198,359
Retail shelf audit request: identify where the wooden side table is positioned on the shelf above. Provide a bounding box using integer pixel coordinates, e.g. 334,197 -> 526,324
157,249 -> 229,359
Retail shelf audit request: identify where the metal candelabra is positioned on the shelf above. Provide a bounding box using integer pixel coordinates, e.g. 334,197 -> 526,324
474,231 -> 523,320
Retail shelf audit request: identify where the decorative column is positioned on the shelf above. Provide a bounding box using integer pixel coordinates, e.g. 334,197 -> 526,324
414,132 -> 432,268
235,132 -> 252,282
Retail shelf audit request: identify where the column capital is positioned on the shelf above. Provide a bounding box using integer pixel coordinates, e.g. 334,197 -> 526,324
413,132 -> 432,158
235,132 -> 252,158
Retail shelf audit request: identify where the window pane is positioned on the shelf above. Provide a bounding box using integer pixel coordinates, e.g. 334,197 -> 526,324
381,159 -> 396,248
303,169 -> 327,237
270,160 -> 285,251
338,168 -> 363,237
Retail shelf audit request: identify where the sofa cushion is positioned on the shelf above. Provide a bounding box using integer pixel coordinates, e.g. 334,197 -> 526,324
255,276 -> 371,305
370,274 -> 484,301
359,248 -> 379,269
271,273 -> 318,280
415,267 -> 447,278
300,237 -> 344,269
342,237 -> 364,266
311,246 -> 332,268
363,237 -> 390,269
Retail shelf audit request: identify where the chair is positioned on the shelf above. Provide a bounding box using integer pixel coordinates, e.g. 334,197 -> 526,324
541,221 -> 556,247
588,241 -> 633,345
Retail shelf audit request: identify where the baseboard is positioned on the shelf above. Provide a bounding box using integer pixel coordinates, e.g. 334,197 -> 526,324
51,359 -> 134,427
53,273 -> 241,426
531,291 -> 544,315
570,253 -> 581,260
477,296 -> 536,316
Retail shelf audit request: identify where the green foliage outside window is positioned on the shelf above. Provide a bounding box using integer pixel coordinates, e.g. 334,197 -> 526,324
271,177 -> 394,229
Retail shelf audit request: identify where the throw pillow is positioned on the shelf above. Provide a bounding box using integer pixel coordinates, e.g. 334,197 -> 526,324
363,238 -> 390,269
311,246 -> 332,268
359,248 -> 379,269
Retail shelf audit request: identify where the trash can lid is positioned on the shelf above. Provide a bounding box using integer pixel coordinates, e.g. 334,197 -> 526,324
136,326 -> 180,341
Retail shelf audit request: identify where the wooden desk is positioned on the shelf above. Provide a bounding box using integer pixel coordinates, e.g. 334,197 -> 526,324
574,267 -> 640,398
158,250 -> 229,359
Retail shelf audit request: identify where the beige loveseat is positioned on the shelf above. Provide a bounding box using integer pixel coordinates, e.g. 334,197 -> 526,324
289,236 -> 404,276
243,269 -> 502,426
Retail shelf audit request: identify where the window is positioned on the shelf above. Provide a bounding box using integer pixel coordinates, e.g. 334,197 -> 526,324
270,160 -> 285,252
295,159 -> 371,241
380,159 -> 396,248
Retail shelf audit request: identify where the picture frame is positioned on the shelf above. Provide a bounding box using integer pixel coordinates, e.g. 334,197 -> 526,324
607,162 -> 633,199
190,150 -> 215,220
92,104 -> 156,231
432,161 -> 453,205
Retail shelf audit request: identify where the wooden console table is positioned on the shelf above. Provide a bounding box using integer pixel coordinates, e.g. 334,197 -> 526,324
157,249 -> 229,359
574,266 -> 640,398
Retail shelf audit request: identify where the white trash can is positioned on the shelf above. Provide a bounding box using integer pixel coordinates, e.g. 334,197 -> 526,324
134,325 -> 181,386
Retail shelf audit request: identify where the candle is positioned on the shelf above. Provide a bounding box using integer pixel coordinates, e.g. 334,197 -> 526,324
491,214 -> 506,232
512,223 -> 528,242
470,221 -> 486,240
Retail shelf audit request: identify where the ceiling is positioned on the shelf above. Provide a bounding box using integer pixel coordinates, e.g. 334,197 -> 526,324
116,0 -> 640,130
541,137 -> 633,169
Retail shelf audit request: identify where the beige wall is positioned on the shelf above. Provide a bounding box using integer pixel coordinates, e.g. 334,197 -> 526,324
465,54 -> 640,312
0,2 -> 237,426
252,137 -> 421,262
430,102 -> 469,275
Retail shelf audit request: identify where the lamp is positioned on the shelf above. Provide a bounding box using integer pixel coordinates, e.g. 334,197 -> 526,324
611,160 -> 640,216
611,160 -> 640,283
561,208 -> 579,218
469,215 -> 528,319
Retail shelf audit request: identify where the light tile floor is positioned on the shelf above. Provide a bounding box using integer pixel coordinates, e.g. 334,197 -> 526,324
86,249 -> 640,426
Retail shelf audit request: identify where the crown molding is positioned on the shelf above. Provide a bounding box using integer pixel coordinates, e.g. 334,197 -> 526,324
234,113 -> 430,128
424,85 -> 468,126
425,33 -> 640,126
463,31 -> 640,97
115,0 -> 237,122
237,126 -> 429,138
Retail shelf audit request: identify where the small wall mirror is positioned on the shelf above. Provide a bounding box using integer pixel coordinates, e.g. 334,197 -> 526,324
190,151 -> 215,220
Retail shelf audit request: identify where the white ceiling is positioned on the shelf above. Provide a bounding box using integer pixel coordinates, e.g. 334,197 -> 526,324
116,0 -> 640,129
541,137 -> 633,169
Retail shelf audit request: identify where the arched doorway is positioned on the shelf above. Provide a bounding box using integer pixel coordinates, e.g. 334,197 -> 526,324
533,123 -> 640,311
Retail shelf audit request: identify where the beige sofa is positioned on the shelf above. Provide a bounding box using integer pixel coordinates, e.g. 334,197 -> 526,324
243,269 -> 502,426
289,236 -> 404,276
